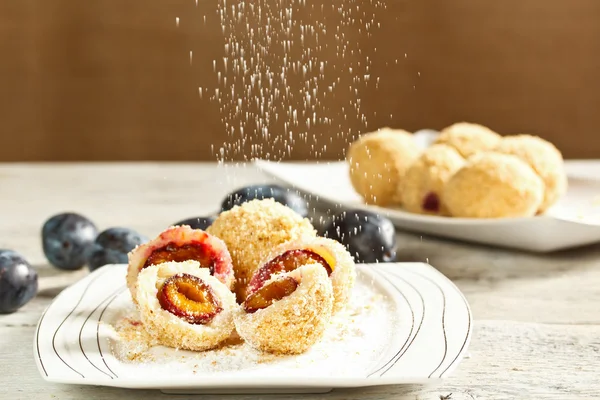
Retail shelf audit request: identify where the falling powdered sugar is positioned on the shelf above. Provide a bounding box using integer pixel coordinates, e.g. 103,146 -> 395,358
202,0 -> 385,163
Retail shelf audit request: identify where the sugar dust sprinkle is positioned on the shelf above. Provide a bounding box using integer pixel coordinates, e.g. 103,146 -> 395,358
206,0 -> 384,164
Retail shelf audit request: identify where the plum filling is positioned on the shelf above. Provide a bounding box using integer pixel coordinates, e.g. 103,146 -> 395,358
143,242 -> 215,274
422,192 -> 440,212
243,276 -> 298,313
246,249 -> 332,296
157,273 -> 222,324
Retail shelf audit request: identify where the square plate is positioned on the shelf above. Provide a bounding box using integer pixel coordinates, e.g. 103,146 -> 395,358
34,263 -> 471,394
255,131 -> 600,252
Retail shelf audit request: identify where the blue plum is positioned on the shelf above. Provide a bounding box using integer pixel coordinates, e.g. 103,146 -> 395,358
322,209 -> 397,263
42,213 -> 98,270
221,184 -> 309,217
0,250 -> 38,314
95,227 -> 149,253
173,216 -> 216,231
86,227 -> 149,271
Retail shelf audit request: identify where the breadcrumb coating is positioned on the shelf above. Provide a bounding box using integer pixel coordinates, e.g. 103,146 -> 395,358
347,127 -> 421,206
434,122 -> 502,159
206,198 -> 317,302
256,236 -> 356,313
443,152 -> 544,218
399,144 -> 465,215
234,263 -> 333,354
135,261 -> 237,351
127,225 -> 234,303
494,134 -> 567,213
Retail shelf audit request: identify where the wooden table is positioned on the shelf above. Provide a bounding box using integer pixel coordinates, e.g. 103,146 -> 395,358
1,163 -> 598,399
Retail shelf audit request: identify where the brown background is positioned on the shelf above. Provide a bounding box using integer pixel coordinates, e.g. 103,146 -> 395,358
1,0 -> 599,161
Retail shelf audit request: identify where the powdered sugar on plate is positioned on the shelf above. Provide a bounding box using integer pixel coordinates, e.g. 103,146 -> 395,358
106,271 -> 400,379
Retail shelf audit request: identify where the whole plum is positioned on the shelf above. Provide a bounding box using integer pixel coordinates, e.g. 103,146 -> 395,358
42,212 -> 98,270
0,250 -> 38,314
322,209 -> 397,263
173,216 -> 216,231
87,227 -> 148,271
221,184 -> 309,217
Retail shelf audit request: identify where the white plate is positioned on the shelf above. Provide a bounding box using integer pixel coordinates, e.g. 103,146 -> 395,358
255,132 -> 600,252
34,263 -> 471,394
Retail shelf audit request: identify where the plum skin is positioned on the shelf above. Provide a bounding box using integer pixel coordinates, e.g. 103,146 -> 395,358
0,250 -> 38,314
172,216 -> 216,231
95,227 -> 148,254
221,184 -> 309,217
322,209 -> 397,263
42,212 -> 98,270
86,227 -> 148,271
143,242 -> 216,273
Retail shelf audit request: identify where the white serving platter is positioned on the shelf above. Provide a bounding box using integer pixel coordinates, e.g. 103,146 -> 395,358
255,131 -> 600,252
34,262 -> 471,394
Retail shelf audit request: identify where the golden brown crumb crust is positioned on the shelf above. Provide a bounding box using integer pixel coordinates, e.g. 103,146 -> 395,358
494,134 -> 567,213
399,144 -> 465,215
234,263 -> 333,354
206,198 -> 317,301
434,122 -> 502,159
135,261 -> 237,352
443,152 -> 544,218
347,128 -> 421,206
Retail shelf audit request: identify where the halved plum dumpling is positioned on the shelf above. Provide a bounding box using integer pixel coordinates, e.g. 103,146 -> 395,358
247,236 -> 356,313
127,225 -> 234,303
235,263 -> 333,354
136,261 -> 237,351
